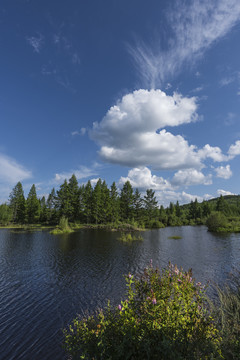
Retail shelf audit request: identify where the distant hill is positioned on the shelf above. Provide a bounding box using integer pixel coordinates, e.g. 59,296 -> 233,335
180,194 -> 240,210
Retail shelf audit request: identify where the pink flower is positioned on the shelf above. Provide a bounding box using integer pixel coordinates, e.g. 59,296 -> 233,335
118,305 -> 122,311
178,279 -> 182,283
128,274 -> 132,279
152,298 -> 157,305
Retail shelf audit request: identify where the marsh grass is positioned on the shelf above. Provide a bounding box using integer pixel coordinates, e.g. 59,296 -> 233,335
213,271 -> 240,359
50,217 -> 74,235
118,232 -> 143,242
168,235 -> 182,239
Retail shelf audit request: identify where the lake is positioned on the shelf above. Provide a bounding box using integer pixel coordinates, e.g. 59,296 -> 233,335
0,226 -> 239,359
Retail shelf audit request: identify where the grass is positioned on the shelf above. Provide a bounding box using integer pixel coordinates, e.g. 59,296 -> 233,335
213,272 -> 240,359
118,232 -> 143,242
168,235 -> 182,239
50,217 -> 74,235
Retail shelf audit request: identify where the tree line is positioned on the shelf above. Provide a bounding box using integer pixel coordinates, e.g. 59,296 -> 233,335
0,174 -> 240,228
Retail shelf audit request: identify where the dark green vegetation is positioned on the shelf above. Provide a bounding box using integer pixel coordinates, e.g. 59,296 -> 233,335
0,175 -> 240,232
64,263 -> 226,359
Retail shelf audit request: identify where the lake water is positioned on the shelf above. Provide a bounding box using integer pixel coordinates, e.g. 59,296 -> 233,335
0,226 -> 239,359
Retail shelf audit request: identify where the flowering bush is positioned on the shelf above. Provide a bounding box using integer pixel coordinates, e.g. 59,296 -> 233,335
64,263 -> 222,359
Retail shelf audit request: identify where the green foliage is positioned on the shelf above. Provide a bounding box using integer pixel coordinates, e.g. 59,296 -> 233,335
118,232 -> 143,242
9,182 -> 26,224
120,181 -> 134,221
213,271 -> 240,359
145,219 -> 165,228
206,212 -> 228,232
50,216 -> 73,234
0,203 -> 12,225
144,189 -> 158,221
168,236 -> 182,239
64,263 -> 222,359
26,184 -> 40,224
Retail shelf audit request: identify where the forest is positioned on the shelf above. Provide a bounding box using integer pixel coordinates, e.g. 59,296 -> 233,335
0,174 -> 240,232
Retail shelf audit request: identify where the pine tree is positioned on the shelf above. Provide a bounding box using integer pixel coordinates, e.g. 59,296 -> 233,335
39,196 -> 48,223
47,188 -> 58,224
9,182 -> 26,223
133,189 -> 144,222
120,181 -> 134,221
68,174 -> 79,222
110,182 -> 120,223
144,189 -> 158,220
56,180 -> 72,219
101,180 -> 111,223
82,180 -> 93,223
92,179 -> 103,224
26,184 -> 40,223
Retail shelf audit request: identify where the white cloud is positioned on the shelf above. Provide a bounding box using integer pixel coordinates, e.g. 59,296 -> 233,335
90,178 -> 100,187
91,89 -> 237,171
54,165 -> 98,184
215,165 -> 232,179
217,189 -> 236,196
228,140 -> 240,158
26,33 -> 44,53
91,89 -> 204,170
119,167 -> 172,190
0,153 -> 32,184
198,144 -> 228,162
156,190 -> 212,207
71,128 -> 86,136
172,169 -> 212,186
129,0 -> 240,87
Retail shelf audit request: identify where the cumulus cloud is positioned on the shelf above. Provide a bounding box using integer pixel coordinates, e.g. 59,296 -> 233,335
215,165 -> 232,179
228,140 -> 240,158
91,89 -> 204,170
91,89 -> 239,171
217,189 -> 236,196
129,0 -> 240,87
172,168 -> 212,186
198,144 -> 228,162
0,153 -> 32,184
119,167 -> 172,190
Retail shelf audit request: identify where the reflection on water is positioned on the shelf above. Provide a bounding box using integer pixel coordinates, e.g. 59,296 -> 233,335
0,226 -> 239,359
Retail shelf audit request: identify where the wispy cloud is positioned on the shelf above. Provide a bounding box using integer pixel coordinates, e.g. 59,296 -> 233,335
53,165 -> 99,184
129,0 -> 240,87
71,128 -> 86,136
26,33 -> 44,53
0,153 -> 32,184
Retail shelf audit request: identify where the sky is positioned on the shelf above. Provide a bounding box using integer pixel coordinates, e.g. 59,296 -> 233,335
1,0 -> 240,206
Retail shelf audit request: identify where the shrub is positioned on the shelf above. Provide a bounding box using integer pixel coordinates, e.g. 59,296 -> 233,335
63,263 -> 222,359
206,212 -> 228,232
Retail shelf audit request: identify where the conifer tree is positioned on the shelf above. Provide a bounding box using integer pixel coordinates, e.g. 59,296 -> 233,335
26,184 -> 40,223
120,181 -> 134,221
82,180 -> 93,223
9,182 -> 26,223
144,189 -> 158,220
92,179 -> 102,224
56,180 -> 72,219
68,174 -> 79,222
110,182 -> 120,223
101,180 -> 111,223
133,188 -> 143,222
47,188 -> 57,224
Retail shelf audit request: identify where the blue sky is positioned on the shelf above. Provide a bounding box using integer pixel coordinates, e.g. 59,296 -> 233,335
1,0 -> 240,206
